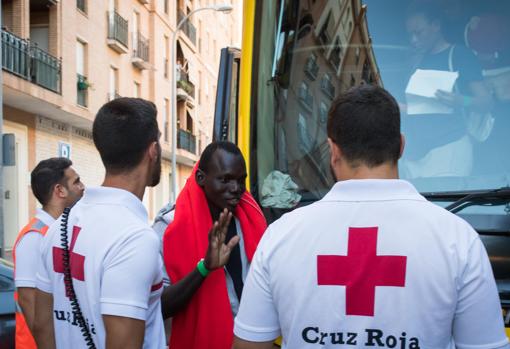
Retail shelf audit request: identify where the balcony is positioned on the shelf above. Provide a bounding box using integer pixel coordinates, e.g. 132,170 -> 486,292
76,74 -> 88,107
320,75 -> 335,100
132,32 -> 150,70
177,128 -> 196,154
304,57 -> 319,80
176,70 -> 195,103
107,11 -> 129,53
1,29 -> 61,94
177,10 -> 197,46
298,85 -> 313,113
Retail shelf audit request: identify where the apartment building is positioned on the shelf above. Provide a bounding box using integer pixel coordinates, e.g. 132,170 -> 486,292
0,0 -> 241,254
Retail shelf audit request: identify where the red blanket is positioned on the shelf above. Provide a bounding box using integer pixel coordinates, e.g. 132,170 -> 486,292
163,164 -> 267,349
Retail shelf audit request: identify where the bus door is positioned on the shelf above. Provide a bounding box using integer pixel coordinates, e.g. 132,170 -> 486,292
213,47 -> 241,143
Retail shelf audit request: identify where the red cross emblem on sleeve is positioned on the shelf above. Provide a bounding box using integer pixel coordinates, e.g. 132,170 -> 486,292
53,226 -> 85,298
317,227 -> 407,316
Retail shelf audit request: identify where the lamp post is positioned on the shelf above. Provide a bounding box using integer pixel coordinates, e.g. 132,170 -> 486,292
170,4 -> 233,202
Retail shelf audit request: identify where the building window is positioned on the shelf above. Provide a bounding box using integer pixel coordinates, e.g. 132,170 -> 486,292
134,81 -> 141,98
206,31 -> 210,55
320,73 -> 335,100
164,35 -> 169,78
198,70 -> 202,104
76,40 -> 88,107
186,111 -> 193,133
198,20 -> 202,53
77,0 -> 86,13
109,67 -> 119,100
298,81 -> 313,112
164,0 -> 169,14
319,11 -> 334,46
163,98 -> 170,142
319,101 -> 328,124
304,53 -> 319,80
329,37 -> 342,70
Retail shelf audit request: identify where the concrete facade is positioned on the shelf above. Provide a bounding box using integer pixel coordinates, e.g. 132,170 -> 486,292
1,0 -> 242,253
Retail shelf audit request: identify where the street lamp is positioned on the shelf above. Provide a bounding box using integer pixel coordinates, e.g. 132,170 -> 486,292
170,4 -> 233,201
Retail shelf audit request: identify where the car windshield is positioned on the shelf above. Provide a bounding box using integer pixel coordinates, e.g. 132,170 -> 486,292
251,0 -> 510,210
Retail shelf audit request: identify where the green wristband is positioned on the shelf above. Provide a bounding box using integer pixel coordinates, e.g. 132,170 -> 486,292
196,259 -> 210,277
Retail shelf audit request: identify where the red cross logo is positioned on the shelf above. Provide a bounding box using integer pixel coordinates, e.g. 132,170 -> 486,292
317,227 -> 407,316
53,226 -> 85,298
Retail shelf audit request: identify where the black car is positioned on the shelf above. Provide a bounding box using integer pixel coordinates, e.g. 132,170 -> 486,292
0,258 -> 15,349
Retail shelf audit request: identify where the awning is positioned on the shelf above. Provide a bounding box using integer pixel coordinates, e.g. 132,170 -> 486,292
178,39 -> 199,84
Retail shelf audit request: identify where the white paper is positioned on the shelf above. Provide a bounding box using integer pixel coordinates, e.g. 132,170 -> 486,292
405,69 -> 459,115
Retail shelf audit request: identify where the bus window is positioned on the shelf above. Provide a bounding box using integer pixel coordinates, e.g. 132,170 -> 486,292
251,0 -> 510,207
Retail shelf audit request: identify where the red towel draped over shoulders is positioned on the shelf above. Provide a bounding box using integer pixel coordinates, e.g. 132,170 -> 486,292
163,164 -> 267,349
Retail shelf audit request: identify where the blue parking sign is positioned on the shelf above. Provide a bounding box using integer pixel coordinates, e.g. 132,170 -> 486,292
59,142 -> 71,159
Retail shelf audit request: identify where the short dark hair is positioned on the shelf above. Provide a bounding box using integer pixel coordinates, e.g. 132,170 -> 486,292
327,85 -> 401,167
93,98 -> 159,173
198,141 -> 244,172
31,157 -> 73,205
406,0 -> 445,25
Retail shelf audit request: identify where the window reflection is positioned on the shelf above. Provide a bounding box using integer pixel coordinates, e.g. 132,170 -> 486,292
254,0 -> 510,208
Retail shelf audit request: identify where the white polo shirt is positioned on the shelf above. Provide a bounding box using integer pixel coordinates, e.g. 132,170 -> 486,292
37,187 -> 165,349
234,179 -> 509,349
15,208 -> 55,288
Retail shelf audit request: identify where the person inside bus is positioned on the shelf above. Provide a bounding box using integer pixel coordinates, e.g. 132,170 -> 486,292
158,141 -> 267,349
464,10 -> 510,174
402,0 -> 493,178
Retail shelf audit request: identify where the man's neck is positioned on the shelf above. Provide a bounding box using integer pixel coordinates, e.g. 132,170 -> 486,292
208,205 -> 222,222
102,171 -> 147,201
42,204 -> 63,220
334,163 -> 399,182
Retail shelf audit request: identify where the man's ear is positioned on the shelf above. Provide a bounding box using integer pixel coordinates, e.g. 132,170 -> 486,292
328,138 -> 342,165
399,133 -> 406,159
148,141 -> 159,162
54,183 -> 68,199
195,168 -> 206,187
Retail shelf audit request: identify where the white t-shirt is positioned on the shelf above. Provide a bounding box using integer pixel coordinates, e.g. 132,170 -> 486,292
15,208 -> 55,288
234,179 -> 509,349
37,187 -> 165,349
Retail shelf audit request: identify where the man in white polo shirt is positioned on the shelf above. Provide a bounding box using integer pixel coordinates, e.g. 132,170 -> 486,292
233,85 -> 509,349
14,157 -> 84,349
33,98 -> 165,349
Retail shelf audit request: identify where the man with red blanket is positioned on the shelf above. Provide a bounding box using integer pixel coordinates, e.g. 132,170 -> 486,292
161,141 -> 267,349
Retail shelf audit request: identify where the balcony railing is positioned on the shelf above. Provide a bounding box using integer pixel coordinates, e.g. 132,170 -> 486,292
177,10 -> 197,45
176,70 -> 195,99
132,32 -> 150,69
107,11 -> 128,51
77,74 -> 88,107
320,76 -> 335,100
1,29 -> 61,93
177,128 -> 196,154
133,32 -> 149,62
304,57 -> 319,80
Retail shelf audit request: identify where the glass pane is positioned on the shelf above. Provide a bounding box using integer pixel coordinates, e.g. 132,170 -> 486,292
253,0 -> 510,209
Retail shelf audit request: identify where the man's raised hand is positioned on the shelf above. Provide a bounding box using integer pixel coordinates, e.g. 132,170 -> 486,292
204,209 -> 240,271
